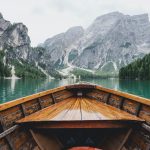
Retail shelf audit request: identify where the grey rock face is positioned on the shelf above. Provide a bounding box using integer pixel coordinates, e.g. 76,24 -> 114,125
73,12 -> 150,71
41,12 -> 150,72
0,12 -> 31,61
41,26 -> 84,68
0,13 -> 46,78
0,22 -> 31,59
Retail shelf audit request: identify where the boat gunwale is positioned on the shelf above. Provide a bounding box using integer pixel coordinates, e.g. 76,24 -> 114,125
0,83 -> 150,112
95,85 -> 150,106
0,86 -> 65,111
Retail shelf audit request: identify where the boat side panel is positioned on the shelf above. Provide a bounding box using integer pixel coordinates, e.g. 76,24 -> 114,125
9,128 -> 39,150
0,89 -> 73,131
0,138 -> 10,150
0,106 -> 24,130
122,99 -> 140,115
124,129 -> 150,150
86,90 -> 108,103
96,85 -> 150,106
23,99 -> 41,116
87,88 -> 150,125
0,86 -> 66,111
53,90 -> 74,103
139,104 -> 150,125
108,94 -> 122,108
39,95 -> 53,108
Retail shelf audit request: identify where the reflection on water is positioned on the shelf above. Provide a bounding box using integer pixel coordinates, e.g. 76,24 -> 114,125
10,78 -> 17,93
119,79 -> 150,98
0,78 -> 150,103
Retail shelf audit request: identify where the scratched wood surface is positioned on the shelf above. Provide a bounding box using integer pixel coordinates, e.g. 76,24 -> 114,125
17,97 -> 143,123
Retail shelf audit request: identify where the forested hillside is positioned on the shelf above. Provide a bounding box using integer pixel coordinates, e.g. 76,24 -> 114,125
119,54 -> 150,80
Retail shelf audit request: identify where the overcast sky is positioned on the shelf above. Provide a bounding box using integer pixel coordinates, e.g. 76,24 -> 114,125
0,0 -> 150,46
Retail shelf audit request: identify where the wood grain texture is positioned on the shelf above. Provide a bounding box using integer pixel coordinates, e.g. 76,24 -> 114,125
139,104 -> 150,124
0,138 -> 10,150
96,85 -> 150,106
17,97 -> 143,123
18,120 -> 139,129
0,86 -> 65,111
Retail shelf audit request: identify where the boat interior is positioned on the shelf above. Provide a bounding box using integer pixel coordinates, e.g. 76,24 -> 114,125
0,84 -> 150,150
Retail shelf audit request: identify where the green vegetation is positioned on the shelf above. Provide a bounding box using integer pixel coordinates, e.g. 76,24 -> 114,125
71,68 -> 118,79
11,59 -> 46,79
119,53 -> 150,80
0,51 -> 11,77
101,62 -> 116,72
0,48 -> 46,78
68,50 -> 78,62
50,69 -> 65,79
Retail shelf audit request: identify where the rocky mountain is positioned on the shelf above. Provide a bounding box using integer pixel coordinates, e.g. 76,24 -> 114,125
1,11 -> 150,79
0,13 -> 46,78
41,12 -> 150,73
40,26 -> 84,68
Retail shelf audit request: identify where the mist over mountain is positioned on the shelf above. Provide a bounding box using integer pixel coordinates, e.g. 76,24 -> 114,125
1,12 -> 150,78
40,12 -> 150,74
0,13 -> 46,78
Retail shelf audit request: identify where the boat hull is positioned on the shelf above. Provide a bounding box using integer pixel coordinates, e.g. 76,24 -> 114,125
0,84 -> 149,150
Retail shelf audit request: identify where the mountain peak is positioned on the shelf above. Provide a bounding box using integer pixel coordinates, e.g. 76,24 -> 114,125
66,26 -> 84,34
95,11 -> 124,21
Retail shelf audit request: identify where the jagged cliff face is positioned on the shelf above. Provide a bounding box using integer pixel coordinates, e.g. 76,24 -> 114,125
73,12 -> 150,71
41,12 -> 150,72
0,13 -> 30,59
0,13 -> 46,78
41,26 -> 84,68
1,11 -> 150,78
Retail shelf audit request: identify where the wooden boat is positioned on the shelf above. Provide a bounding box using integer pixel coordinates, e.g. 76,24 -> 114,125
0,83 -> 150,150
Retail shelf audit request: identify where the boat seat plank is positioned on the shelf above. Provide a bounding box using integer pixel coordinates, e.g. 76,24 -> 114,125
17,97 -> 143,124
81,98 -> 105,120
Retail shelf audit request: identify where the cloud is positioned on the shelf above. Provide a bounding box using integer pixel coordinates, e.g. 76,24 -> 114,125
0,0 -> 150,46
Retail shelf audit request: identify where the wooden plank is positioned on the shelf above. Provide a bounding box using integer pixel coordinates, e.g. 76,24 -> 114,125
51,94 -> 56,104
135,103 -> 142,116
142,123 -> 150,132
0,83 -> 149,114
118,97 -> 125,109
105,93 -> 111,104
23,99 -> 41,116
20,104 -> 26,117
81,98 -> 103,120
37,98 -> 43,109
39,95 -> 53,108
0,138 -> 11,150
66,84 -> 95,89
84,99 -> 143,121
59,98 -> 81,120
0,106 -> 23,129
17,99 -> 74,123
3,137 -> 13,150
30,129 -> 43,150
18,120 -> 139,129
125,129 -> 150,150
96,85 -> 150,106
123,99 -> 139,115
0,125 -> 19,139
139,104 -> 150,124
17,97 -> 143,123
101,129 -> 132,150
0,86 -> 65,111
117,129 -> 132,150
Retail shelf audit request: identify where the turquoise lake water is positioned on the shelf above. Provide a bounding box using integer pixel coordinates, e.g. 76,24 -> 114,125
0,78 -> 150,103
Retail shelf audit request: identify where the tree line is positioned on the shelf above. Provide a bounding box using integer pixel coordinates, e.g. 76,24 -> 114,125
119,53 -> 150,80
